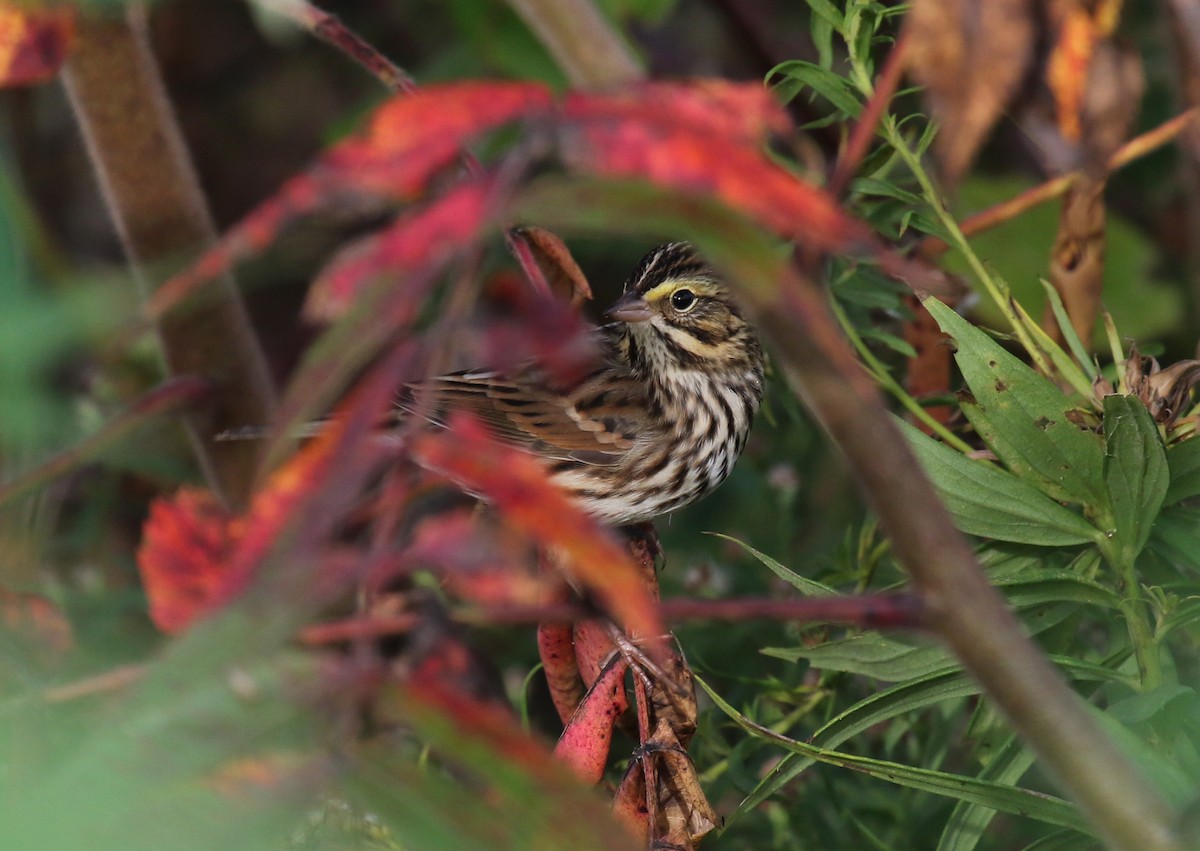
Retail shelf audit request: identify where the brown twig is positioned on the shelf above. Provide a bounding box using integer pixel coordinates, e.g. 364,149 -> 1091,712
61,6 -> 277,510
919,108 -> 1199,259
42,663 -> 147,703
0,376 -> 212,508
296,592 -> 926,645
251,0 -> 417,94
829,28 -> 911,198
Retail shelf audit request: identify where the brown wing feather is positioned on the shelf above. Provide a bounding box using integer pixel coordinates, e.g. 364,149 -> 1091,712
400,371 -> 645,465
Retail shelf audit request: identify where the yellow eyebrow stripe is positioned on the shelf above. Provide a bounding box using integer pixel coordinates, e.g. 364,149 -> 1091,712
642,278 -> 717,303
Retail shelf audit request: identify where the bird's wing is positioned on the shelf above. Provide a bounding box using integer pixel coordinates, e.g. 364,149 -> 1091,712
399,371 -> 644,465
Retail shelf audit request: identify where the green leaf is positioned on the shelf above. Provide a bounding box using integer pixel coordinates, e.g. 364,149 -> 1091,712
768,60 -> 863,117
995,570 -> 1123,611
900,418 -> 1101,546
1040,280 -> 1098,382
711,533 -> 839,596
1021,830 -> 1100,851
761,632 -> 951,681
937,736 -> 1039,851
803,0 -> 845,32
1103,395 -> 1169,564
701,679 -> 1090,833
1147,505 -> 1200,574
1165,438 -> 1200,506
861,327 -> 918,358
923,298 -> 1108,510
732,658 -> 1125,821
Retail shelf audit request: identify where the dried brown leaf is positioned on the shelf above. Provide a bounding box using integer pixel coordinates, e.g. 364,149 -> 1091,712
906,0 -> 1035,186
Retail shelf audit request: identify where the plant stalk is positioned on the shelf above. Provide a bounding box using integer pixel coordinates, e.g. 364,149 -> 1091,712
61,5 -> 277,510
504,0 -> 643,88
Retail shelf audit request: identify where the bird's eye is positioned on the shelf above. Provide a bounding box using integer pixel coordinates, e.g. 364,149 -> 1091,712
670,289 -> 697,312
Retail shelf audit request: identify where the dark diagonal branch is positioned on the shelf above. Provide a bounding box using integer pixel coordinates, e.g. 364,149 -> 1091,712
61,6 -> 277,510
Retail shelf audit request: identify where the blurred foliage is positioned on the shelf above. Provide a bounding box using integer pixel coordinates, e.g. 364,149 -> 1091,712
2,1 -> 1199,850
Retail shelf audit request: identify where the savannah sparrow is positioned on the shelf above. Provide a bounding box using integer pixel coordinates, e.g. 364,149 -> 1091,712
407,243 -> 765,526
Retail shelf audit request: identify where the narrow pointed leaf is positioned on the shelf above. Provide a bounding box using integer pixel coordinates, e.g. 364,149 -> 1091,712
702,679 -> 1090,833
734,657 -> 1123,820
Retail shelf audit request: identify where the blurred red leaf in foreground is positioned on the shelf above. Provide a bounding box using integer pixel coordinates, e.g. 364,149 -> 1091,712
138,426 -> 347,633
137,487 -> 243,634
0,4 -> 74,87
412,415 -> 666,649
305,176 -> 496,322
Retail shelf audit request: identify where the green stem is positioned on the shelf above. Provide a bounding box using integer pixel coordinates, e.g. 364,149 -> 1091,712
1101,541 -> 1164,691
829,294 -> 974,454
880,117 -> 1052,377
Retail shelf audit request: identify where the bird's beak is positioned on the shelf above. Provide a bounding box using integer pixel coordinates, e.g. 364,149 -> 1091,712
605,293 -> 653,323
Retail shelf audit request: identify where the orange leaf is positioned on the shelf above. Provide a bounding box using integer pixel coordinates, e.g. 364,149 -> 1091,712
137,488 -> 244,634
412,415 -> 666,647
1047,4 -> 1099,142
0,4 -> 74,87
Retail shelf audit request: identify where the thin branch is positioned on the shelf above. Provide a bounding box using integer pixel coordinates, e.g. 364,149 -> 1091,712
0,376 -> 211,507
251,0 -> 417,94
919,108 -> 1199,259
61,6 -> 277,510
296,592 -> 926,645
42,663 -> 147,703
505,0 -> 644,89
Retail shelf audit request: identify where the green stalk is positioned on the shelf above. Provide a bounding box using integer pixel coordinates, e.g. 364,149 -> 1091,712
880,117 -> 1053,377
829,295 -> 974,454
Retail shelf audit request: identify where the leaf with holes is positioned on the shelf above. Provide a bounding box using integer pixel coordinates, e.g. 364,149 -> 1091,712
923,298 -> 1107,511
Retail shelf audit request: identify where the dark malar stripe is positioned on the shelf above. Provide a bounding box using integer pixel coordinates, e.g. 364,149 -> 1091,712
656,331 -> 705,366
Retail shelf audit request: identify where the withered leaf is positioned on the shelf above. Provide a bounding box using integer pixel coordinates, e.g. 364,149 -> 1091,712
906,0 -> 1035,187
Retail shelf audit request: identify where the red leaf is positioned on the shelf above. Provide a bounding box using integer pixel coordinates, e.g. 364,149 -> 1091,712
406,510 -> 564,607
137,488 -> 243,634
0,5 -> 74,87
322,80 -> 553,198
552,656 -> 629,783
305,177 -> 495,321
137,429 -> 345,633
563,81 -> 791,147
538,618 -> 583,725
564,115 -> 875,256
148,82 -> 549,322
412,416 -> 666,648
